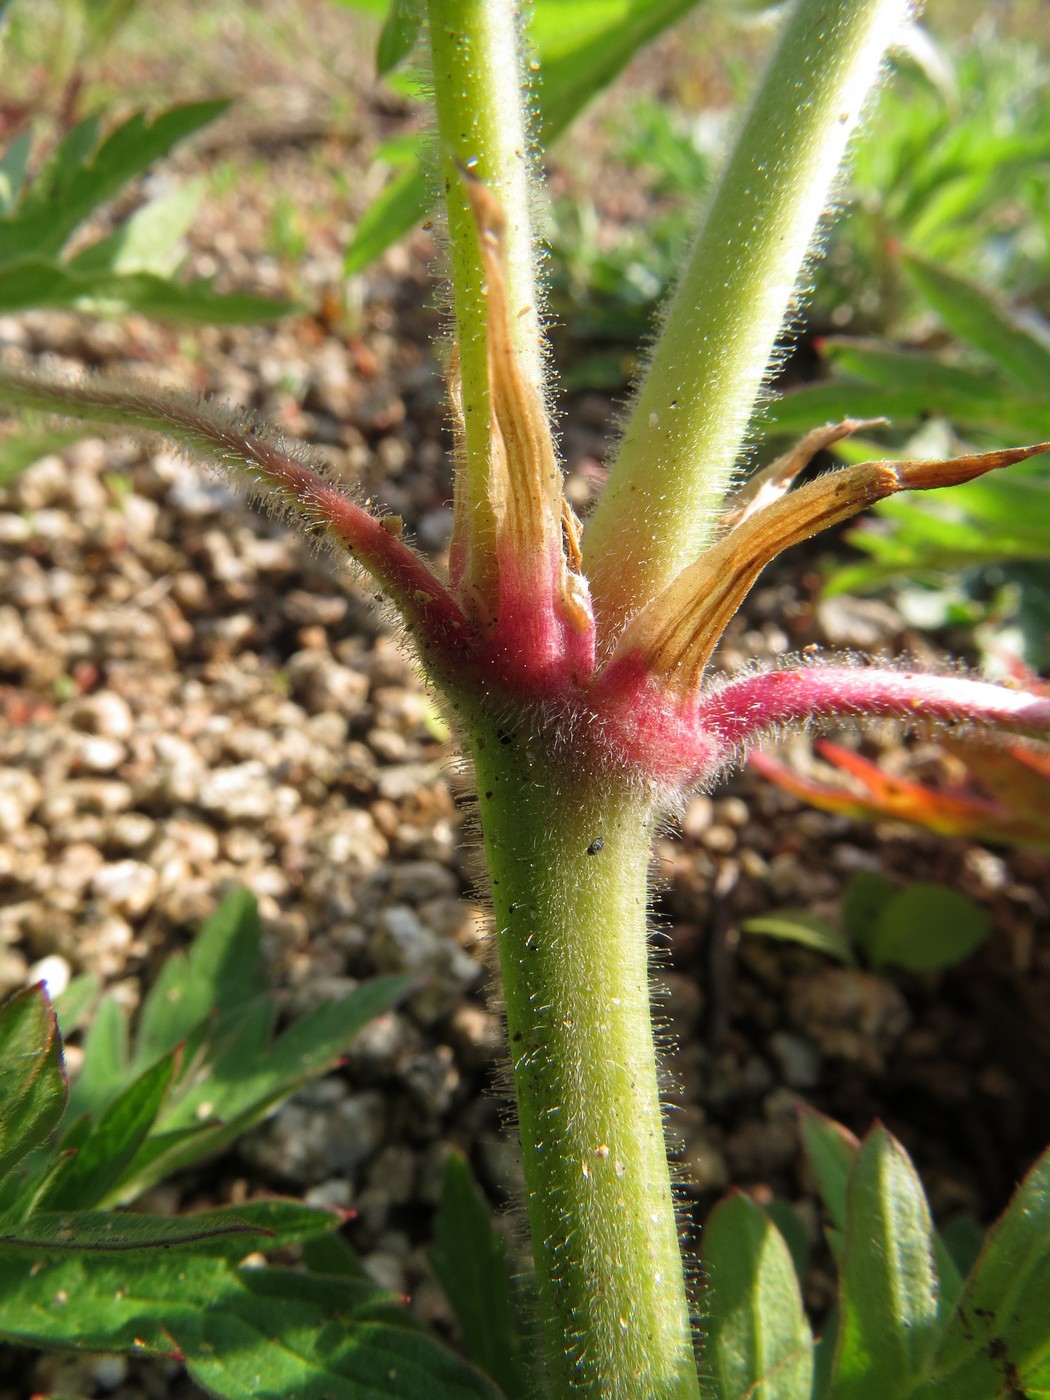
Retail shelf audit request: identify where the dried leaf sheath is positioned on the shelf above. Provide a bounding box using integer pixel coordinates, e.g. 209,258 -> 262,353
612,442 -> 1050,692
448,179 -> 594,689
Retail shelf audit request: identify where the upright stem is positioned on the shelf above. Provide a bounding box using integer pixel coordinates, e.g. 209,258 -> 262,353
429,0 -> 545,602
583,0 -> 914,634
471,724 -> 700,1400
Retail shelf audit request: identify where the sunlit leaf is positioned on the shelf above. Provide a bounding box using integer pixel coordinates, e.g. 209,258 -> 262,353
833,1127 -> 939,1397
0,988 -> 67,1184
742,912 -> 856,965
430,1151 -> 533,1400
918,1144 -> 1050,1399
703,1191 -> 813,1400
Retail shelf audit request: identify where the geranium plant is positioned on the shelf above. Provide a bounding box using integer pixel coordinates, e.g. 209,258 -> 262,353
2,2 -> 1050,1397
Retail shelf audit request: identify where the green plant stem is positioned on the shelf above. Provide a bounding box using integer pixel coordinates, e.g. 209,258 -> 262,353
471,725 -> 700,1400
429,0 -> 544,598
583,0 -> 914,634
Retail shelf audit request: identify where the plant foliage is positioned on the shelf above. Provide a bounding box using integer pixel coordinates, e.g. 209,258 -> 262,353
0,891 -> 506,1399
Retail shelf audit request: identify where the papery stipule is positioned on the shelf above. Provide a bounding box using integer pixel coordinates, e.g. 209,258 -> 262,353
716,417 -> 887,532
611,441 -> 1050,693
455,176 -> 594,690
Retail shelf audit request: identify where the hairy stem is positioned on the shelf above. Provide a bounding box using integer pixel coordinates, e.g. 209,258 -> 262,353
694,666 -> 1050,754
0,364 -> 469,668
584,0 -> 915,634
471,724 -> 700,1400
429,0 -> 546,602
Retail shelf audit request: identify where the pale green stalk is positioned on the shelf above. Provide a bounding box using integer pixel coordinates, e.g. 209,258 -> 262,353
428,0 -> 543,594
583,0 -> 915,633
471,727 -> 700,1400
429,2 -> 918,1395
430,4 -> 701,1389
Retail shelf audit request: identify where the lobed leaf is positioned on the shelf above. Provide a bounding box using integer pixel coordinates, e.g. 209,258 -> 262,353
0,1205 -> 282,1255
66,992 -> 130,1123
134,885 -> 265,1068
41,1049 -> 178,1212
114,974 -> 412,1202
0,101 -> 229,264
0,256 -> 293,322
0,1240 -> 504,1400
765,377 -> 1049,444
702,1191 -> 814,1400
67,178 -> 206,278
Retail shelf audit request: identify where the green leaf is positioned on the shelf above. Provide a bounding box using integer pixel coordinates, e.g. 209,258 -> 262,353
135,886 -> 265,1068
0,130 -> 31,216
0,988 -> 67,1183
0,1241 -> 505,1400
743,913 -> 856,965
84,271 -> 295,324
41,1050 -> 177,1211
532,0 -> 703,146
116,975 -> 412,1201
345,163 -> 428,274
819,340 -> 1013,401
832,1127 -> 939,1398
904,255 -> 1050,395
67,178 -> 206,277
763,378 -> 1050,444
189,1274 -> 507,1400
376,0 -> 422,74
840,871 -> 896,959
764,1201 -> 809,1290
0,257 -> 293,323
703,1191 -> 814,1400
812,1307 -> 839,1400
302,1230 -> 372,1281
0,427 -> 87,484
920,1144 -> 1050,1399
344,0 -> 705,272
51,975 -> 101,1037
867,883 -> 990,973
429,1151 -> 532,1400
0,101 -> 229,264
0,1207 -> 272,1255
66,992 -> 129,1122
799,1107 -> 859,1234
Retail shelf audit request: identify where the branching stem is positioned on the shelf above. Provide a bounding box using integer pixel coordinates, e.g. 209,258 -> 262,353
584,0 -> 915,635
